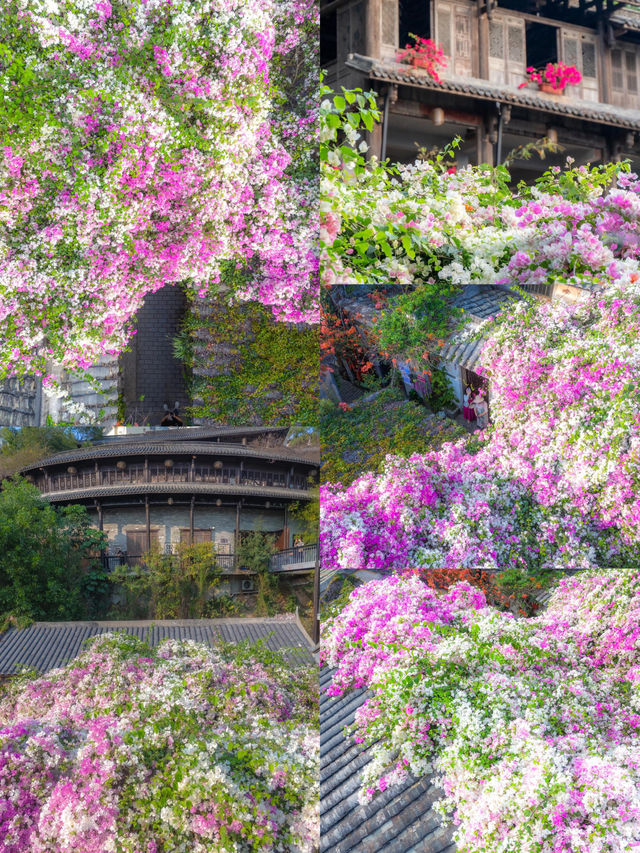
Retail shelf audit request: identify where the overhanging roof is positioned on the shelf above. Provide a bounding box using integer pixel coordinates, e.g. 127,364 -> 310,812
21,442 -> 319,472
346,54 -> 640,132
39,482 -> 314,504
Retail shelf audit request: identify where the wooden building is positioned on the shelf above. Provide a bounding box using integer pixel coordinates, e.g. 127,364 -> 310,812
20,427 -> 319,578
322,0 -> 640,179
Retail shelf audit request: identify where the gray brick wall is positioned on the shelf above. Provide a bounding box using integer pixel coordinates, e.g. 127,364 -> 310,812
120,285 -> 189,425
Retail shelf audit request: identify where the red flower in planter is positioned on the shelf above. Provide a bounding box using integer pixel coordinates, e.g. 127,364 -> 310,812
518,62 -> 582,93
396,34 -> 447,82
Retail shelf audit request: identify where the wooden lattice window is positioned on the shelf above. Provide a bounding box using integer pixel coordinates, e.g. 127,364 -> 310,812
488,15 -> 525,86
435,1 -> 474,77
381,0 -> 398,57
610,46 -> 639,108
562,31 -> 599,102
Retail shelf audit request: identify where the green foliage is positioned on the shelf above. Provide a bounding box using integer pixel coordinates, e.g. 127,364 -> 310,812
184,290 -> 319,425
376,283 -> 467,356
0,425 -> 102,479
236,531 -> 276,575
288,487 -> 319,544
320,78 -> 381,174
526,158 -> 628,202
0,478 -> 107,621
110,542 -> 223,619
320,388 -> 466,487
321,575 -> 357,622
428,367 -> 456,412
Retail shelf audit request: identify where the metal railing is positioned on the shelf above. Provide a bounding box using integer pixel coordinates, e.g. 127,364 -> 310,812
269,543 -> 318,572
103,545 -> 318,574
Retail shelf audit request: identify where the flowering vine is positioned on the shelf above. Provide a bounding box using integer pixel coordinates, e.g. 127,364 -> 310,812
322,571 -> 640,852
0,0 -> 319,383
0,633 -> 319,851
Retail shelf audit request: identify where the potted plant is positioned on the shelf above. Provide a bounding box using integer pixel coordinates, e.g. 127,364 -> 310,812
518,62 -> 582,94
396,34 -> 447,81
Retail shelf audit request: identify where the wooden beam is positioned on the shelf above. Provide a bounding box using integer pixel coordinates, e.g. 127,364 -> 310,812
389,99 -> 484,126
145,496 -> 151,553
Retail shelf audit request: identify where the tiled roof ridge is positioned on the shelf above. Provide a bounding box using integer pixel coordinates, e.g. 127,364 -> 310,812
346,53 -> 640,130
21,442 -> 319,471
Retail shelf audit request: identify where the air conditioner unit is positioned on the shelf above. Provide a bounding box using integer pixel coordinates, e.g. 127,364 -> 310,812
241,579 -> 255,592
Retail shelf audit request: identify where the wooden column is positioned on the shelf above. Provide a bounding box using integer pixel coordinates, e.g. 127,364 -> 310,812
312,557 -> 320,646
235,500 -> 241,553
477,0 -> 489,80
145,496 -> 151,553
96,500 -> 103,531
597,19 -> 610,106
190,496 -> 195,543
144,456 -> 149,483
283,505 -> 289,548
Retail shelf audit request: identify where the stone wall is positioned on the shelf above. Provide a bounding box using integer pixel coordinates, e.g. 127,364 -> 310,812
0,377 -> 41,428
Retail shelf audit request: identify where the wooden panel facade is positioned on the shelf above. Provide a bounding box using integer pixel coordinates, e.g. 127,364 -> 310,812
324,0 -> 640,112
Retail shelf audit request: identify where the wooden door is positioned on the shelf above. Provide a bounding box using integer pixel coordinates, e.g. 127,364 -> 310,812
562,31 -> 599,102
126,529 -> 159,558
180,529 -> 212,546
488,15 -> 525,86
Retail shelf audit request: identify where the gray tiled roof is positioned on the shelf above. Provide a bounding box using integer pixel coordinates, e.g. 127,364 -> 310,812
450,286 -> 518,320
21,441 -> 318,472
321,668 -> 456,853
98,427 -> 289,443
0,618 -> 314,675
40,482 -> 313,504
346,54 -> 640,131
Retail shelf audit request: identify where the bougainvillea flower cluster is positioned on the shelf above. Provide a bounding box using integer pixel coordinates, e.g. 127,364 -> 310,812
321,88 -> 640,288
322,571 -> 640,852
0,633 -> 319,851
320,279 -> 640,569
0,0 -> 319,381
518,62 -> 582,91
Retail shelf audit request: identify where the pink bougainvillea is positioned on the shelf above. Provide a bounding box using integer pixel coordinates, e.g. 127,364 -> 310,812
0,0 -> 318,381
322,570 -> 640,852
320,279 -> 640,569
0,633 -> 319,852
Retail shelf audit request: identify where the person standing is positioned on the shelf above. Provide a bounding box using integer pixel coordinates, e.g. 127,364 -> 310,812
473,390 -> 489,429
463,387 -> 476,422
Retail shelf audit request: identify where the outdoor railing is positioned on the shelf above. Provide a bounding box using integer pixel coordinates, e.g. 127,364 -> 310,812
269,544 -> 318,571
38,465 -> 311,493
103,546 -> 318,574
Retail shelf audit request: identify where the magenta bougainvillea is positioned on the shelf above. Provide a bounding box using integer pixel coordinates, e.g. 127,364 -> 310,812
0,633 -> 319,852
322,570 -> 640,852
0,0 -> 318,381
320,278 -> 640,569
